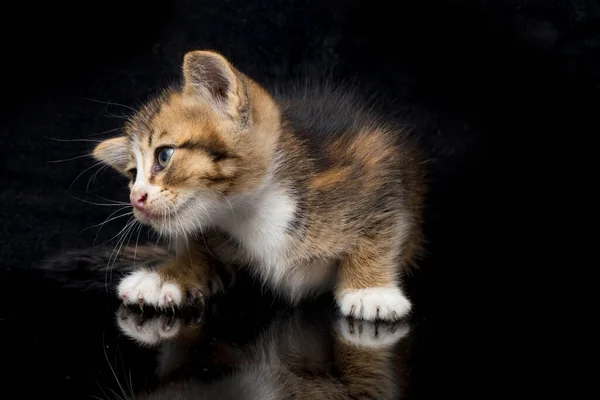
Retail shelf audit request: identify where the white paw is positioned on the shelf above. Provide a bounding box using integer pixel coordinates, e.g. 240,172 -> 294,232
116,309 -> 181,346
117,270 -> 183,309
337,286 -> 412,321
337,318 -> 410,349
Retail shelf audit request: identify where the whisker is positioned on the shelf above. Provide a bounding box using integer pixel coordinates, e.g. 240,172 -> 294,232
158,208 -> 165,245
184,202 -> 216,259
94,383 -> 112,400
102,334 -> 130,400
171,202 -> 186,250
106,387 -> 126,400
70,195 -> 130,207
170,217 -> 175,252
111,219 -> 137,266
44,136 -> 103,143
163,207 -> 170,248
186,205 -> 201,231
167,201 -> 180,233
93,211 -> 131,248
68,161 -> 105,189
89,127 -> 122,137
196,200 -> 215,227
174,205 -> 187,246
92,195 -> 131,205
103,216 -> 135,290
116,221 -> 138,271
107,219 -> 137,285
82,207 -> 132,233
133,223 -> 143,267
220,193 -> 236,225
83,97 -> 137,113
104,112 -> 130,120
169,208 -> 177,257
99,216 -> 136,247
47,153 -> 94,163
86,164 -> 111,192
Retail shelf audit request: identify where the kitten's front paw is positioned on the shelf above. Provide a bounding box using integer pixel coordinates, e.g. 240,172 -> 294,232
337,286 -> 412,321
336,318 -> 410,349
117,269 -> 203,309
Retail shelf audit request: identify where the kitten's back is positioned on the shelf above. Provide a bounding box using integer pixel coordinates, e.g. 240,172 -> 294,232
273,81 -> 406,168
271,79 -> 426,269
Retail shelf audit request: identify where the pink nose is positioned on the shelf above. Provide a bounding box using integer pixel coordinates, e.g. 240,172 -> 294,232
130,192 -> 148,210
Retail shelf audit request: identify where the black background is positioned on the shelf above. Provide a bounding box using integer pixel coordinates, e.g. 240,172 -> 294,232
0,0 -> 597,398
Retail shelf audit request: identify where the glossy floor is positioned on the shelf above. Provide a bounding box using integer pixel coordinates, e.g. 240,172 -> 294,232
1,266 -> 472,399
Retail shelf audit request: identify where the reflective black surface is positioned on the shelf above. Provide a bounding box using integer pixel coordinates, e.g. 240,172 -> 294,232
2,0 -> 597,398
0,268 -> 456,399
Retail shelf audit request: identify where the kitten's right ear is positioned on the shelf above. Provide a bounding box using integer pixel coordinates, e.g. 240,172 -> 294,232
93,137 -> 130,173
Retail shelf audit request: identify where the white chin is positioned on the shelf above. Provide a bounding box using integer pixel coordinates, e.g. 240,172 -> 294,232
150,209 -> 201,237
132,210 -> 176,236
132,209 -> 153,226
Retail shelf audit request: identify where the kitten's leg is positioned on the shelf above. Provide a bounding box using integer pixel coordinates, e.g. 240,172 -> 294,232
335,224 -> 413,321
117,245 -> 226,309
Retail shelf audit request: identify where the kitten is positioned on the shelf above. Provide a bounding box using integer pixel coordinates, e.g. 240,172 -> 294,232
113,303 -> 412,399
92,50 -> 426,321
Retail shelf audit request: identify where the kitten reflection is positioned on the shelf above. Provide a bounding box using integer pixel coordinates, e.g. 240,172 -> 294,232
117,306 -> 204,347
114,305 -> 412,399
337,317 -> 410,349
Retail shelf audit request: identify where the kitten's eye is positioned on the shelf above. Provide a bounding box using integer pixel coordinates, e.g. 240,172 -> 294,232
156,147 -> 174,169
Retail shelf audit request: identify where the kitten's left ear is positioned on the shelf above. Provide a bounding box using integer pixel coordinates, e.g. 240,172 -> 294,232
182,50 -> 249,122
93,137 -> 130,173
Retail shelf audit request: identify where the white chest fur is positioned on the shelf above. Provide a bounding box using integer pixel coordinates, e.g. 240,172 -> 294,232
219,184 -> 296,268
217,184 -> 336,301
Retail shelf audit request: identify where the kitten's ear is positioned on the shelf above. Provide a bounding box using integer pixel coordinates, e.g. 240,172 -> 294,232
93,137 -> 130,173
182,50 -> 248,121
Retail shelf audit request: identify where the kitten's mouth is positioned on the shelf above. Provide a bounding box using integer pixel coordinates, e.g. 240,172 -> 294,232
134,208 -> 166,222
133,197 -> 198,229
133,201 -> 187,223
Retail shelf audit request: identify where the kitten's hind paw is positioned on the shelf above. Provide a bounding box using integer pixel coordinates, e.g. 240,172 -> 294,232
337,286 -> 412,321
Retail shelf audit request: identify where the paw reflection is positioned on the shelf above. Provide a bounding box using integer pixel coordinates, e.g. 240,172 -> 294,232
337,318 -> 410,349
116,305 -> 202,346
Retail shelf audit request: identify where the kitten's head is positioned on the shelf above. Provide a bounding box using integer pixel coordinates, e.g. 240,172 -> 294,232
93,50 -> 280,236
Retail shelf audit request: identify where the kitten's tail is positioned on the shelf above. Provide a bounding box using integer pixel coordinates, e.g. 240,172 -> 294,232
38,245 -> 171,292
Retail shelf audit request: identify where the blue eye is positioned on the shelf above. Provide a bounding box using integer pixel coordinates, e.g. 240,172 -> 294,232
157,147 -> 174,168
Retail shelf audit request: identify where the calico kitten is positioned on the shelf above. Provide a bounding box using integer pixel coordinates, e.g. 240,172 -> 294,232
92,50 -> 426,321
113,303 -> 412,399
